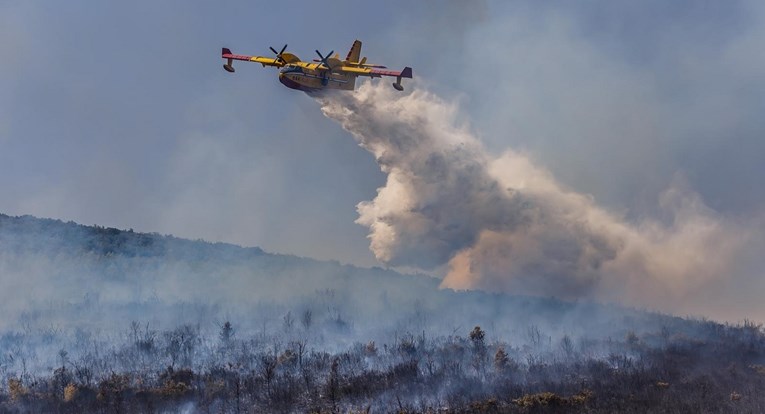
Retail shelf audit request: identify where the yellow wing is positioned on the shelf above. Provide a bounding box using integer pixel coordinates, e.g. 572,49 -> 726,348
339,66 -> 373,75
293,61 -> 324,71
222,48 -> 303,70
249,56 -> 284,67
338,66 -> 413,79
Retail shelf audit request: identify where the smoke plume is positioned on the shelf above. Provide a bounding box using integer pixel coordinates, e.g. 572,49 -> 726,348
317,82 -> 757,314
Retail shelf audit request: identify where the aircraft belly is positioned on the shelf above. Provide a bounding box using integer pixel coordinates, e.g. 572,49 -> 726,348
278,73 -> 318,91
279,73 -> 355,92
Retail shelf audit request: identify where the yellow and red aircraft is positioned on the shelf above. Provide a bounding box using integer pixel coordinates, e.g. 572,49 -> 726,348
221,40 -> 412,93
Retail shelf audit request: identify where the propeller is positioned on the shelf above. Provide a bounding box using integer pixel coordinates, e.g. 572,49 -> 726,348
269,44 -> 288,64
315,49 -> 335,71
315,49 -> 336,86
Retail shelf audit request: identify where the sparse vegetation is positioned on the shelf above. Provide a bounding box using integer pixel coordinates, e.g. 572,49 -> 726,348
2,214 -> 765,412
0,320 -> 763,413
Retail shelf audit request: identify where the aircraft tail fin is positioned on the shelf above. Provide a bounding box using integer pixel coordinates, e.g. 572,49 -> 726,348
345,40 -> 362,63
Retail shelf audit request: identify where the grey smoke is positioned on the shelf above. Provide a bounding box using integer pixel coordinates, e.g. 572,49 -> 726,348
317,81 -> 761,318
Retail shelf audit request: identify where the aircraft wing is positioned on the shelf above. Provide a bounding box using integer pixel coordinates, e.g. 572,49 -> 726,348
222,48 -> 285,68
340,66 -> 413,79
294,61 -> 323,71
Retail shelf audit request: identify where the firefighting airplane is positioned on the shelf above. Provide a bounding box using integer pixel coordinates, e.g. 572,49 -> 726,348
221,40 -> 412,93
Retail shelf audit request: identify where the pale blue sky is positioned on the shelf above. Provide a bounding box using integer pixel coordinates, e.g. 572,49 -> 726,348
1,0 -> 764,266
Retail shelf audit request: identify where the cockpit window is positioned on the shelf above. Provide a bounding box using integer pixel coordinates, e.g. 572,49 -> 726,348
280,65 -> 303,74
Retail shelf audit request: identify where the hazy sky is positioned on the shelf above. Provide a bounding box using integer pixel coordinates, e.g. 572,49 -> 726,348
1,0 -> 764,270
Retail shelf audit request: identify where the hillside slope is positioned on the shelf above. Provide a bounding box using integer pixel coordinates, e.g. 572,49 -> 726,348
1,213 -> 764,412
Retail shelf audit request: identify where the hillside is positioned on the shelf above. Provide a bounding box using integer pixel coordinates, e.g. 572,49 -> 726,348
1,213 -> 764,413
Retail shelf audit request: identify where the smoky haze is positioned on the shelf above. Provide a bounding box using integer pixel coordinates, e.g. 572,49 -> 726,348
317,82 -> 763,319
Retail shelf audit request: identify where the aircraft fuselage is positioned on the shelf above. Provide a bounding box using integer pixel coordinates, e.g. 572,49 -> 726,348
278,65 -> 356,92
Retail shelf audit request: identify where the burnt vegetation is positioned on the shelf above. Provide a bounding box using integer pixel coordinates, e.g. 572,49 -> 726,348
1,214 -> 765,413
2,320 -> 765,413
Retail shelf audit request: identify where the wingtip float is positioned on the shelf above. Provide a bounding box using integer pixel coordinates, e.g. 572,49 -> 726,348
221,40 -> 413,93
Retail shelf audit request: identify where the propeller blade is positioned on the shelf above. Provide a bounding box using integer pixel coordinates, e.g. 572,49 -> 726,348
316,50 -> 335,71
269,45 -> 289,64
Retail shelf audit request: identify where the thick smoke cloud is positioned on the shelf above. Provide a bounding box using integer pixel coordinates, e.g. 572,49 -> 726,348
318,82 -> 758,315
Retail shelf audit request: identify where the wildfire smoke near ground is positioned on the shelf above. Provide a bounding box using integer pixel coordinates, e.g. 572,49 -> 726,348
2,214 -> 765,413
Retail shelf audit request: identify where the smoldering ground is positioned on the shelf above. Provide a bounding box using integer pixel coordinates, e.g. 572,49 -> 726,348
3,216 -> 765,413
0,214 -> 689,377
317,81 -> 763,319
